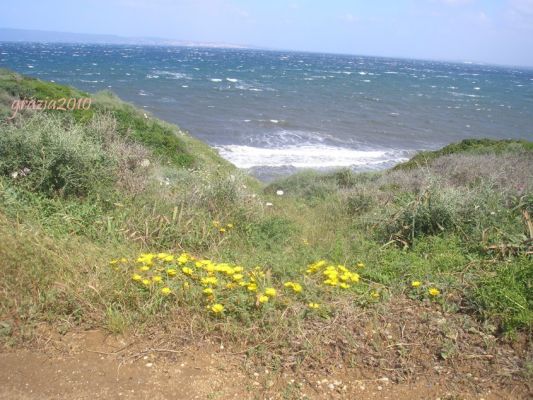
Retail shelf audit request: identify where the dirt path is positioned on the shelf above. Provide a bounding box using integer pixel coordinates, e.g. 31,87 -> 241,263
0,330 -> 529,399
0,331 -> 244,400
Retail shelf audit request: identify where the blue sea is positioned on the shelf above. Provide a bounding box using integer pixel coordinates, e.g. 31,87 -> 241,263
1,42 -> 532,180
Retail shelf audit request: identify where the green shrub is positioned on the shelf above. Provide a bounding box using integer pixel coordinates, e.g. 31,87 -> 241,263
0,114 -> 114,197
110,108 -> 194,167
471,258 -> 533,332
245,216 -> 296,250
380,187 -> 459,244
344,191 -> 375,215
394,138 -> 533,170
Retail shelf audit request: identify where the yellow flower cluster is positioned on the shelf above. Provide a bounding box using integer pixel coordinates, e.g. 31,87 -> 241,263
212,220 -> 235,234
306,261 -> 360,289
283,281 -> 303,293
410,280 -> 441,297
111,252 -> 371,317
121,251 -> 288,315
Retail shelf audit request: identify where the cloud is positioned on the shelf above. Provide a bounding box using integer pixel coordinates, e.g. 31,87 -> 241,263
434,0 -> 474,6
340,13 -> 359,23
477,11 -> 490,23
508,0 -> 533,15
506,0 -> 533,29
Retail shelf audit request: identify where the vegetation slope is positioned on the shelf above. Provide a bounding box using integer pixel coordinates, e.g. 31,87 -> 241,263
0,69 -> 531,397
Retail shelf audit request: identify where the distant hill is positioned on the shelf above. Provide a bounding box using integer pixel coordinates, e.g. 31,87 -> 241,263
0,27 -> 249,48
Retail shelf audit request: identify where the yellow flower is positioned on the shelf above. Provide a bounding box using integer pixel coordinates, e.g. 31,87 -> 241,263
258,295 -> 269,303
152,275 -> 163,283
219,228 -> 226,233
163,255 -> 174,262
264,287 -> 277,297
284,282 -> 302,293
226,223 -> 234,228
177,254 -> 190,265
201,276 -> 218,286
232,273 -> 244,281
356,262 -> 365,268
411,281 -> 422,288
182,267 -> 193,276
161,287 -> 172,296
212,220 -> 220,227
203,288 -> 213,295
247,283 -> 258,292
233,266 -> 244,273
137,253 -> 155,265
166,268 -> 177,277
308,302 -> 320,309
139,265 -> 150,272
211,303 -> 224,314
339,282 -> 351,289
132,273 -> 142,281
428,287 -> 440,297
142,279 -> 151,286
370,290 -> 380,299
323,266 -> 338,278
109,259 -> 119,265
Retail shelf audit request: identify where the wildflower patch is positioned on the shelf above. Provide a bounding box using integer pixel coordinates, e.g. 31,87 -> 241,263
109,253 -> 383,318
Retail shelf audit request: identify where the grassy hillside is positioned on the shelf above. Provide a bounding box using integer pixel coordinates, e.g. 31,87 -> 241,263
0,71 -> 532,394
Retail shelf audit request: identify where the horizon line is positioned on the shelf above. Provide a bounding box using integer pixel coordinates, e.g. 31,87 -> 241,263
1,26 -> 533,71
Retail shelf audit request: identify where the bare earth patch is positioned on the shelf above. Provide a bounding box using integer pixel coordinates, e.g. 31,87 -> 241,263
1,298 -> 531,399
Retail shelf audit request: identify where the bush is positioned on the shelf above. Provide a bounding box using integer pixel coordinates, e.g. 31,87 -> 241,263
379,186 -> 460,244
245,216 -> 296,250
471,258 -> 533,332
0,114 -> 114,197
344,191 -> 375,215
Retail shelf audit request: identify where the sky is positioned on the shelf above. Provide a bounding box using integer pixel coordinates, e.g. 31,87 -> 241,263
1,0 -> 533,67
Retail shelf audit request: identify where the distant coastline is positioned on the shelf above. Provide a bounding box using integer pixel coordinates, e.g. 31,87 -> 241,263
0,27 -> 250,49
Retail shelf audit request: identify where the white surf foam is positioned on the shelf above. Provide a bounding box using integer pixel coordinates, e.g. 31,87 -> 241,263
155,71 -> 191,80
215,144 -> 409,169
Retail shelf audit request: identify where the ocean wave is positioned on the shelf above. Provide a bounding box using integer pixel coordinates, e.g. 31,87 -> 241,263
215,144 -> 409,169
243,129 -> 338,147
449,91 -> 481,98
154,70 -> 191,80
235,82 -> 264,92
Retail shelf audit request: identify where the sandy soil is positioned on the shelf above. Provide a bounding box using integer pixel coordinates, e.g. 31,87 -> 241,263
0,328 -> 530,400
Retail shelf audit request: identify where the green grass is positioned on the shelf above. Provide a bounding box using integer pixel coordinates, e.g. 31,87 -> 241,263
0,70 -> 532,356
394,138 -> 533,170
